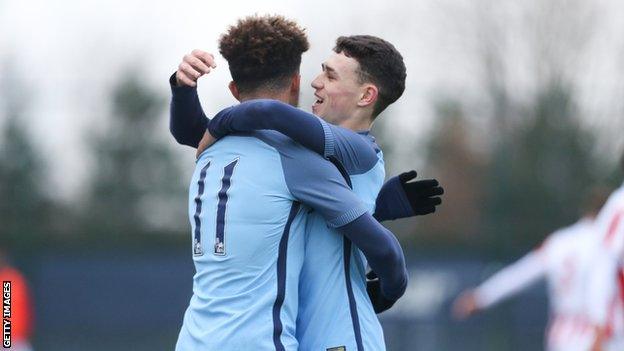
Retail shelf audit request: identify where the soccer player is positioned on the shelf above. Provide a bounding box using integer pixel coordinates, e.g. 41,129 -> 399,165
173,16 -> 413,351
452,188 -> 609,351
586,152 -> 624,351
171,33 -> 442,350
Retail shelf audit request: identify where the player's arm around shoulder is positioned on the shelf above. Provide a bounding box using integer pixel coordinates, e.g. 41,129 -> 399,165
204,99 -> 380,171
326,124 -> 379,173
280,150 -> 408,304
206,99 -> 328,157
169,49 -> 217,148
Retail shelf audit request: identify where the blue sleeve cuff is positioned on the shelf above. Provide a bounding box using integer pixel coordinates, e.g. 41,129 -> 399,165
327,205 -> 369,228
169,72 -> 198,95
319,119 -> 336,158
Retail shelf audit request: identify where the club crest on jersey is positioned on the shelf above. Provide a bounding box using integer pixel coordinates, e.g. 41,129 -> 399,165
214,239 -> 225,256
193,239 -> 203,256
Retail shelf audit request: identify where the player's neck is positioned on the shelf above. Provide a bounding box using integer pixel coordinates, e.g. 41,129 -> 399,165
239,90 -> 291,105
339,113 -> 374,132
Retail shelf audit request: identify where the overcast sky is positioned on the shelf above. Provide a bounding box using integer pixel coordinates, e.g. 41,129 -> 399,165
1,0 -> 623,200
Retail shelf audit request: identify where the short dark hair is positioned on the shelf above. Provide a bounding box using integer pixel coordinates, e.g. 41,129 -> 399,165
334,35 -> 406,117
219,15 -> 309,94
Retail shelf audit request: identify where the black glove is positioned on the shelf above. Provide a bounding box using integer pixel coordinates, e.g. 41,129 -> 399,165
399,170 -> 443,216
366,271 -> 397,314
374,170 -> 444,221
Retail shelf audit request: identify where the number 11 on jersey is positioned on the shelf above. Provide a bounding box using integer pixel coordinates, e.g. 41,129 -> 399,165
192,158 -> 239,257
214,158 -> 239,255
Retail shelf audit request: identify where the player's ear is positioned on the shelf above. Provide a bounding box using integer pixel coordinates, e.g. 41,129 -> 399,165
357,84 -> 378,108
228,81 -> 241,101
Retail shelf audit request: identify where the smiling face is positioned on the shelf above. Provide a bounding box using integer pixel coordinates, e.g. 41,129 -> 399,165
311,52 -> 365,125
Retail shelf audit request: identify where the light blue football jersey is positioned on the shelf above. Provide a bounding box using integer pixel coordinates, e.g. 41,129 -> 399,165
297,131 -> 387,351
175,131 -> 369,351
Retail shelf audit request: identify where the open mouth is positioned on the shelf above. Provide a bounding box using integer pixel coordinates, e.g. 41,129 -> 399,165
312,95 -> 324,110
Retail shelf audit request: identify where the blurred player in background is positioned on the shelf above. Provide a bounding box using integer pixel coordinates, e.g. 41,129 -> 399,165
587,151 -> 624,351
0,248 -> 34,351
170,15 -> 435,351
453,187 -> 610,351
170,22 -> 443,350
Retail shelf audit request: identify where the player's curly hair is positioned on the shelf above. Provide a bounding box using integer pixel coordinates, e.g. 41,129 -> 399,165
219,15 -> 309,94
334,35 -> 406,118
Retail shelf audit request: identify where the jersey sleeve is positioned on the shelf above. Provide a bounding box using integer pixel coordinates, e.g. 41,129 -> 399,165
337,213 -> 409,301
207,99 -> 379,174
328,125 -> 379,174
208,99 -> 327,156
473,249 -> 546,309
282,149 -> 369,227
169,73 -> 209,147
280,146 -> 407,300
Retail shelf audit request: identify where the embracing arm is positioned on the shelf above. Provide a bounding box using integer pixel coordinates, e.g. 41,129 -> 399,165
208,99 -> 383,175
208,99 -> 327,154
284,150 -> 408,302
207,102 -> 446,224
337,213 -> 408,301
168,50 -> 217,147
169,73 -> 209,147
